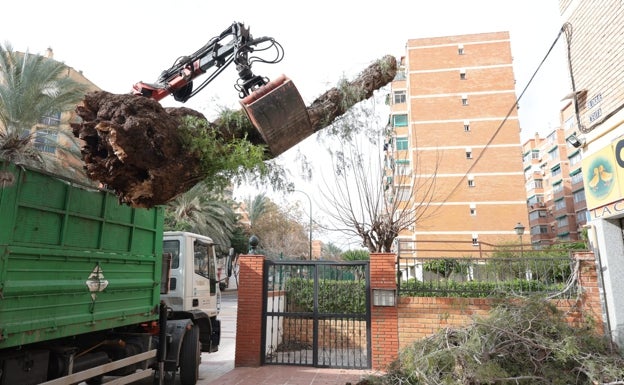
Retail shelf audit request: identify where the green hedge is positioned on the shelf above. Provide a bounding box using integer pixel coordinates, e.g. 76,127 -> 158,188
400,278 -> 568,298
284,278 -> 366,314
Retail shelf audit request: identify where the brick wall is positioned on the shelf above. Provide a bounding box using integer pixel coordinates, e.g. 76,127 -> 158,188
281,319 -> 367,349
234,252 -> 602,370
397,252 -> 604,349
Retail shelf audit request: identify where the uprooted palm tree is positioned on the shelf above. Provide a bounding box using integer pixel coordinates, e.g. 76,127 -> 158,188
0,42 -> 87,165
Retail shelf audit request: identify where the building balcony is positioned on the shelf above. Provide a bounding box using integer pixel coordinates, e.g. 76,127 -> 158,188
530,233 -> 554,243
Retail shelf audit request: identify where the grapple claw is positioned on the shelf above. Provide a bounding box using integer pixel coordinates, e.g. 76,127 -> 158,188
240,75 -> 312,157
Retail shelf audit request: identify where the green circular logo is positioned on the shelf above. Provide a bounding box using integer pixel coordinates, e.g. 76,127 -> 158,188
586,156 -> 615,199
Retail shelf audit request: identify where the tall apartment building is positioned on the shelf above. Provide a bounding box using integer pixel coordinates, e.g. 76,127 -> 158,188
559,0 -> 624,347
388,31 -> 528,258
521,103 -> 587,246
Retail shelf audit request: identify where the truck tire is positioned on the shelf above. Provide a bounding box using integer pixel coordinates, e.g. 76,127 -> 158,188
179,324 -> 200,385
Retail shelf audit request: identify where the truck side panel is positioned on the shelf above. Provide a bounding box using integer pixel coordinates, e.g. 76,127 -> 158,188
0,162 -> 164,349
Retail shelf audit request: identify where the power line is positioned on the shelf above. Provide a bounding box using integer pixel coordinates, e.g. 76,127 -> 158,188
436,25 -> 567,205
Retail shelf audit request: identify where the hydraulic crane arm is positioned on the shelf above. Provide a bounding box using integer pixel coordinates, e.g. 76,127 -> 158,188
132,21 -> 312,157
131,22 -> 282,102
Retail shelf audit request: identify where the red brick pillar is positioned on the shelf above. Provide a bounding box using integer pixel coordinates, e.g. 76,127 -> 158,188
234,254 -> 265,367
369,253 -> 399,371
574,251 -> 605,335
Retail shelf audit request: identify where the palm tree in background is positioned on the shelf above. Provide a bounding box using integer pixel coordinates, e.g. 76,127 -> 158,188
165,182 -> 239,253
0,42 -> 87,165
321,242 -> 343,260
245,193 -> 269,229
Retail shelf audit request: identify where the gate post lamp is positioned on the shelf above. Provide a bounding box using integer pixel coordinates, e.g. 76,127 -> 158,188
514,222 -> 525,257
292,190 -> 313,260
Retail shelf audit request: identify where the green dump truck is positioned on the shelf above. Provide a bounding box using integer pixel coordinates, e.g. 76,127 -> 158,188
0,161 -> 225,385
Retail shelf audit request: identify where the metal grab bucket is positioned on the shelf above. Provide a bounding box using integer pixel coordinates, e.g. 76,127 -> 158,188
240,74 -> 312,157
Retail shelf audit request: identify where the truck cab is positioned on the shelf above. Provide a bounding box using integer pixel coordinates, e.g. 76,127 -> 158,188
162,231 -> 221,353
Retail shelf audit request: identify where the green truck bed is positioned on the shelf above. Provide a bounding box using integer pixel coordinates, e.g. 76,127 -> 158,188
0,161 -> 164,349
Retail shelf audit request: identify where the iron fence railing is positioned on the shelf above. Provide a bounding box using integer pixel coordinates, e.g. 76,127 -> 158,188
397,255 -> 579,299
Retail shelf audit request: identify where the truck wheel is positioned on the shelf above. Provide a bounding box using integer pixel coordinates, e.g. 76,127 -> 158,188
179,324 -> 200,385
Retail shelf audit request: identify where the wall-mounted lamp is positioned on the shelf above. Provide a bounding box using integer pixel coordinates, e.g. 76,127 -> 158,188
372,289 -> 396,307
566,132 -> 586,148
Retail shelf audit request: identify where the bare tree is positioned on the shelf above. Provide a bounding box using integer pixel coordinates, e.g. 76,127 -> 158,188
318,127 -> 440,253
248,198 -> 310,259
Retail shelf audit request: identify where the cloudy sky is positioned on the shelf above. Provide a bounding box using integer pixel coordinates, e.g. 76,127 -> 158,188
1,0 -> 571,249
2,0 -> 568,128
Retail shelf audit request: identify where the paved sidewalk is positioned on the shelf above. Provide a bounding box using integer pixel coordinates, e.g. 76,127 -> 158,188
205,365 -> 375,385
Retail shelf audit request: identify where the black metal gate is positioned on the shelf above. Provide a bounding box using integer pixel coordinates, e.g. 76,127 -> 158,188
261,260 -> 370,368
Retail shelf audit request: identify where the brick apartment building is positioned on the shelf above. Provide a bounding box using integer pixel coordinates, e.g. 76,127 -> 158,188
388,31 -> 529,260
521,102 -> 588,246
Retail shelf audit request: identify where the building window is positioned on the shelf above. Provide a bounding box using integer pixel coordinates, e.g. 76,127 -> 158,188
573,189 -> 585,203
571,170 -> 583,184
34,129 -> 58,153
569,151 -> 582,166
527,179 -> 543,190
459,68 -> 466,80
39,111 -> 61,126
467,174 -> 475,187
395,160 -> 410,175
527,195 -> 544,205
395,137 -> 408,150
556,216 -> 569,228
393,90 -> 406,104
529,210 -> 547,220
461,94 -> 468,106
552,181 -> 563,193
554,198 -> 566,210
392,114 -> 408,127
458,44 -> 464,55
576,209 -> 588,223
463,120 -> 470,132
465,147 -> 472,159
472,233 -> 479,246
551,165 -> 561,178
531,150 -> 540,160
548,146 -> 560,161
396,186 -> 411,201
470,203 -> 476,216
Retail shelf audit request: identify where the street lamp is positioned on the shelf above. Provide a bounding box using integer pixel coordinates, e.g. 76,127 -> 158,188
514,222 -> 525,257
292,190 -> 313,260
